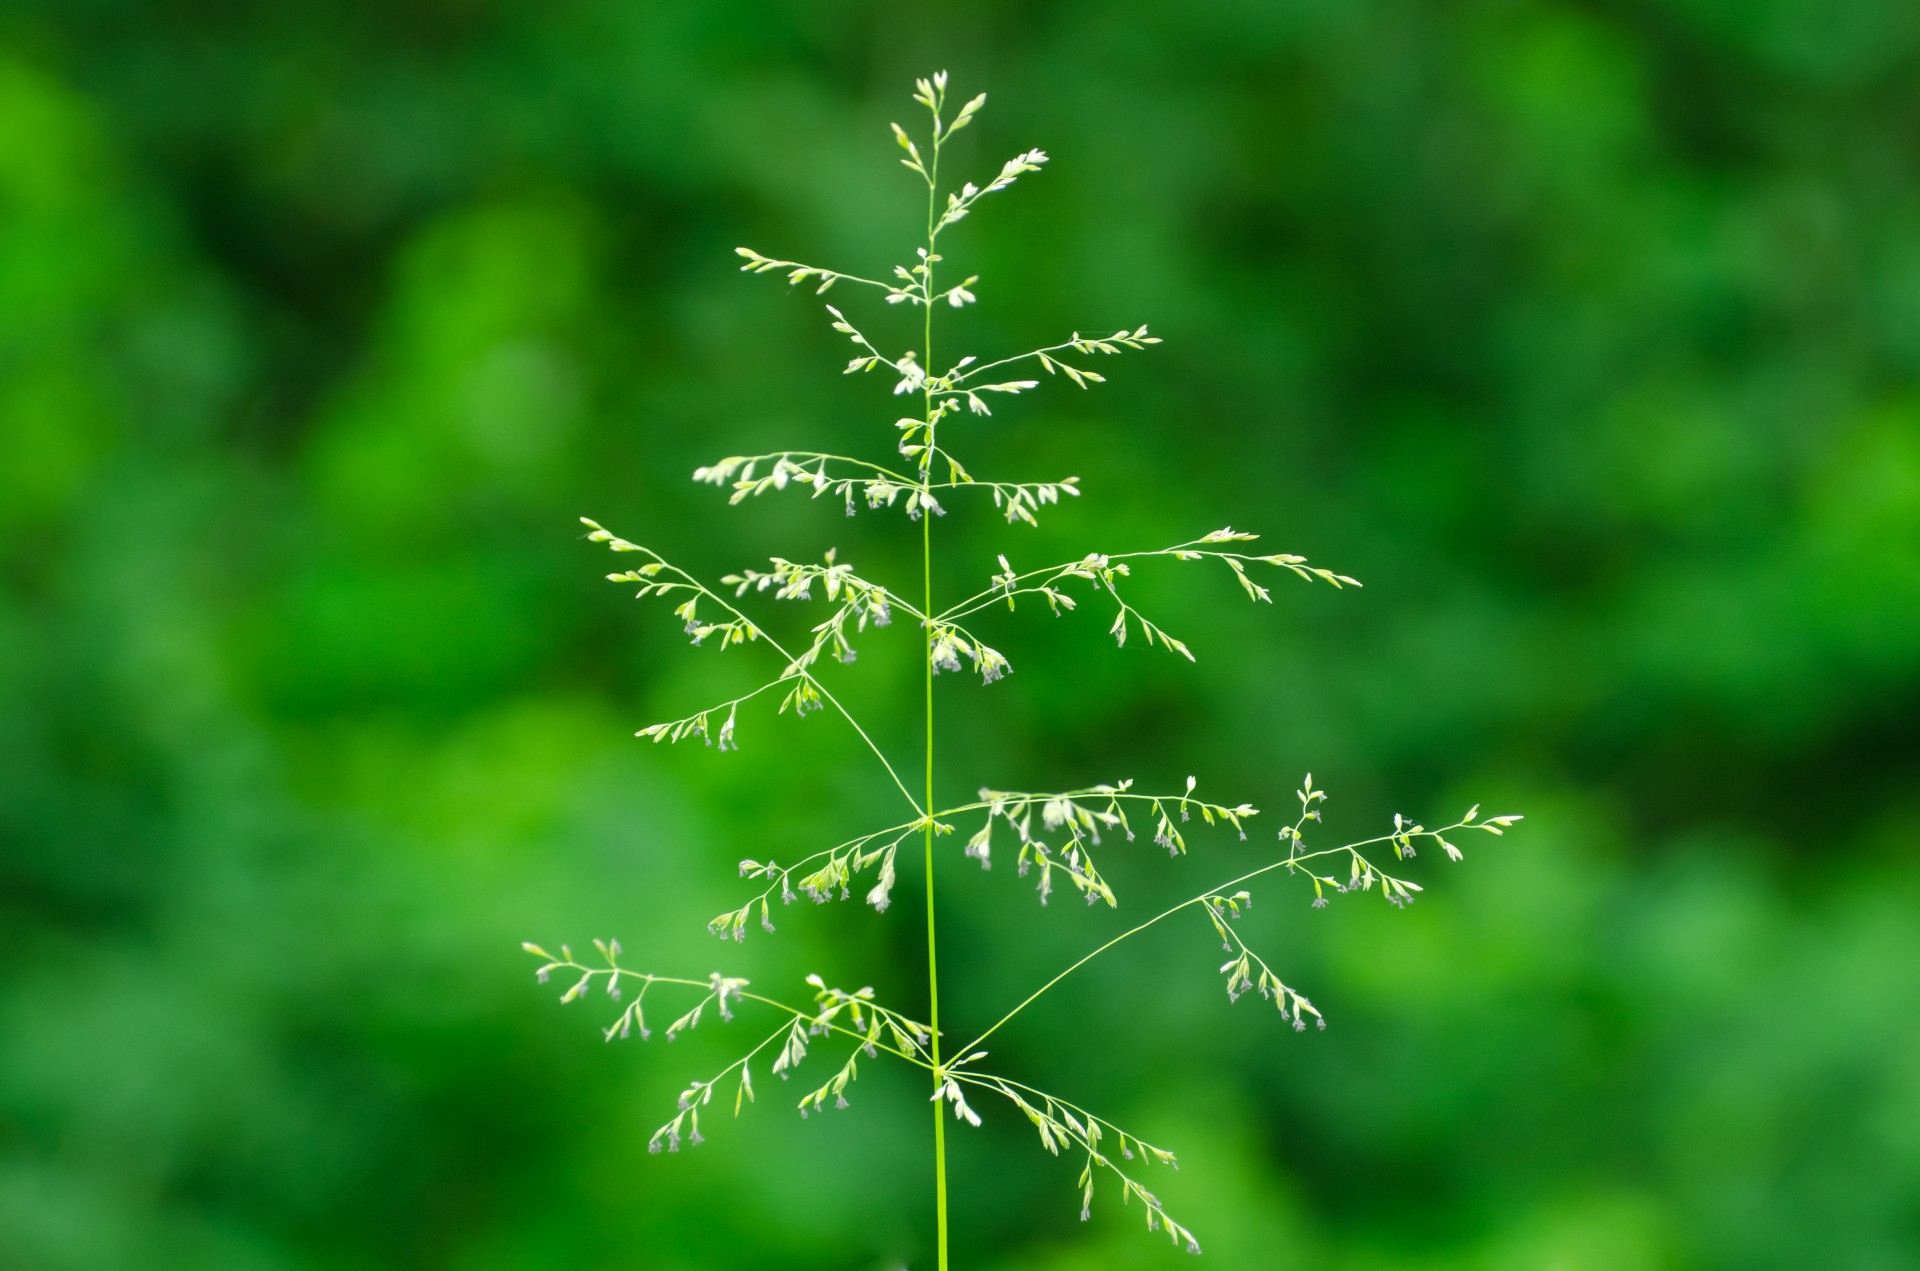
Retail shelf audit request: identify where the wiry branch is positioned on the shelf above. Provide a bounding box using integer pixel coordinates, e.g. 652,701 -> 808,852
693,448 -> 1079,526
958,782 -> 1521,1058
718,552 -> 916,674
1201,890 -> 1323,1031
581,519 -> 922,814
945,325 -> 1160,393
934,475 -> 1081,525
931,139 -> 1046,233
633,679 -> 783,749
945,778 -> 1259,908
695,451 -> 915,511
946,1070 -> 1200,1253
722,816 -> 933,933
522,947 -> 938,1152
733,247 -> 908,301
936,529 -> 1364,663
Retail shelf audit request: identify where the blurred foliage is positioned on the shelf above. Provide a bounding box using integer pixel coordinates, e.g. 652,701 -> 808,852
3,2 -> 1917,1267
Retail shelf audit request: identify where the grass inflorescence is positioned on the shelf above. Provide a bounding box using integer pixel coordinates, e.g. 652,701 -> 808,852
528,72 -> 1520,1266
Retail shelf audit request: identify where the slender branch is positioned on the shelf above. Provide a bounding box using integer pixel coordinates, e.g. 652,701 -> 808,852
947,1070 -> 1181,1172
733,248 -> 905,298
945,1071 -> 1198,1251
634,678 -> 785,747
945,339 -> 1091,385
937,542 -> 1198,623
820,683 -> 921,812
957,818 -> 1488,1057
828,304 -> 894,365
729,818 -> 924,913
697,449 -> 920,487
932,786 -> 1254,825
920,478 -> 1074,494
938,537 -> 1347,625
943,324 -> 1158,389
534,961 -> 938,1072
586,528 -> 924,815
722,782 -> 1256,932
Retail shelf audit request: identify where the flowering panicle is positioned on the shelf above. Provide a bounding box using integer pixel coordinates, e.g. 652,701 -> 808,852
526,72 -> 1518,1264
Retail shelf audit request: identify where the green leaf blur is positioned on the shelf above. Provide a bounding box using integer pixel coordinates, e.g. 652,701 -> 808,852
2,4 -> 1914,1269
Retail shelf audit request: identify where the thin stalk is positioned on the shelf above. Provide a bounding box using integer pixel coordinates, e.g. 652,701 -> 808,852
924,504 -> 947,1269
547,965 -> 937,1069
602,545 -> 923,814
956,821 -> 1477,1057
921,103 -> 949,1271
936,539 -> 1266,624
810,673 -> 922,814
944,338 -> 1096,385
710,449 -> 920,485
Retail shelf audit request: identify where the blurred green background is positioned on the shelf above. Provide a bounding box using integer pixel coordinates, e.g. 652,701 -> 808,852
4,2 -> 1917,1267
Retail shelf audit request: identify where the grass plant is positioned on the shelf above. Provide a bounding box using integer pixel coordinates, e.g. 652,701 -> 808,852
525,72 -> 1520,1266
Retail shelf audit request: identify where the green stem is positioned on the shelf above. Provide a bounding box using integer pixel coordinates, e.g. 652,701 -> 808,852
924,503 -> 948,1269
921,101 -> 949,1271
